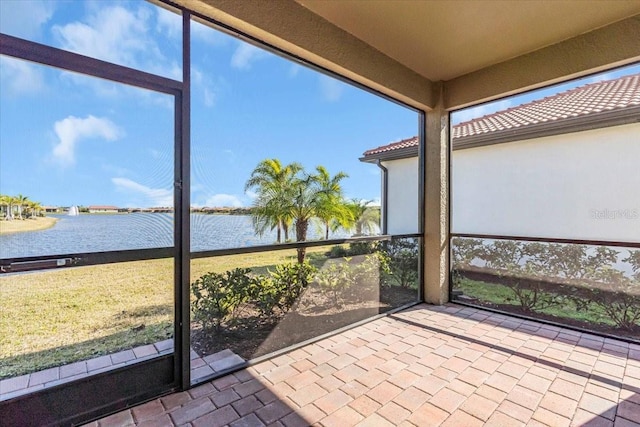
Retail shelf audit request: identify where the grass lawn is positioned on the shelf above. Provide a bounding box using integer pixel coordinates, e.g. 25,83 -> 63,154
0,246 -> 331,379
0,217 -> 58,235
453,277 -> 618,327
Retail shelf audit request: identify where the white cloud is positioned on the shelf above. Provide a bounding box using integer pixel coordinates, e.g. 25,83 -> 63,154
112,177 -> 173,207
0,0 -> 54,39
202,88 -> 216,107
191,68 -> 212,107
192,67 -> 228,108
156,6 -> 182,40
52,115 -> 122,166
54,6 -> 150,66
288,64 -> 301,78
52,4 -> 177,79
245,190 -> 258,200
231,43 -> 268,70
319,75 -> 344,102
205,194 -> 243,208
0,56 -> 45,95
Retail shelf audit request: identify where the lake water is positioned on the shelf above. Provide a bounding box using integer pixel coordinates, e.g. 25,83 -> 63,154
0,214 -> 349,259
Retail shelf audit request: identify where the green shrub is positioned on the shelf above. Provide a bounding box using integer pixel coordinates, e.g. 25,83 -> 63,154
249,276 -> 280,318
479,241 -> 563,313
328,245 -> 349,258
348,241 -> 379,256
250,262 -> 317,317
455,239 -> 640,332
316,259 -> 355,306
271,261 -> 317,312
191,268 -> 254,333
382,238 -> 419,288
352,252 -> 390,286
573,268 -> 640,331
451,237 -> 483,268
624,250 -> 640,281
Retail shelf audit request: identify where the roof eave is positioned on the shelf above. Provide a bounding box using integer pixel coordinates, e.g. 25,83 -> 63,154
359,145 -> 419,163
360,104 -> 640,162
453,105 -> 640,150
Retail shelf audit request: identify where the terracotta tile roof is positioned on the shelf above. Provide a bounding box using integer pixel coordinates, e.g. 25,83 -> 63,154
362,136 -> 419,156
88,205 -> 119,210
362,73 -> 640,157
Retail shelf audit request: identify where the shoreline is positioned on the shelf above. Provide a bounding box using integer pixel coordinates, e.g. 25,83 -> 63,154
0,217 -> 58,235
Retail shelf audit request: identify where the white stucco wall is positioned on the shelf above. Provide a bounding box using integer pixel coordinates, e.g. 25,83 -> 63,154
384,157 -> 419,234
452,122 -> 640,242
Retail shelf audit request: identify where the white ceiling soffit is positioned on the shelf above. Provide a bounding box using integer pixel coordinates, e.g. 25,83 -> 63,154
295,0 -> 640,82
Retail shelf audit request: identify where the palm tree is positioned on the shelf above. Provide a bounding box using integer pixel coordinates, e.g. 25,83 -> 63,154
313,166 -> 351,240
288,167 -> 352,263
246,160 -> 351,263
14,194 -> 28,220
23,200 -> 33,218
346,198 -> 380,236
25,200 -> 42,218
289,172 -> 323,263
0,194 -> 10,220
2,194 -> 15,220
34,201 -> 43,218
245,159 -> 302,243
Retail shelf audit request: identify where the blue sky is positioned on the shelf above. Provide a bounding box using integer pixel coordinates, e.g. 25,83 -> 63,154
0,0 -> 417,208
1,1 -> 638,209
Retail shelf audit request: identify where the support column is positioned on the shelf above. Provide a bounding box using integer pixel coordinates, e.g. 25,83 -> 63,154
423,83 -> 450,304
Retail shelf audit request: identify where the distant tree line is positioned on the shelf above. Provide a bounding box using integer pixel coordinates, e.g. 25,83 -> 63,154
191,207 -> 253,215
0,194 -> 43,220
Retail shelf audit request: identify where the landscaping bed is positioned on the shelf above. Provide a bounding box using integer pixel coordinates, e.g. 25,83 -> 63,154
451,238 -> 640,341
190,239 -> 420,360
191,282 -> 416,360
453,274 -> 640,341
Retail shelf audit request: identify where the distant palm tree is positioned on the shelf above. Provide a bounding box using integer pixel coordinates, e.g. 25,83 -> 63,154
313,166 -> 351,240
0,194 -> 11,220
25,200 -> 42,218
3,195 -> 16,220
346,198 -> 380,236
245,159 -> 302,243
14,194 -> 28,220
34,201 -> 43,218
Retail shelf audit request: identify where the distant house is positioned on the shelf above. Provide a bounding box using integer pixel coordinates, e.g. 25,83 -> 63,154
360,74 -> 640,242
88,205 -> 119,214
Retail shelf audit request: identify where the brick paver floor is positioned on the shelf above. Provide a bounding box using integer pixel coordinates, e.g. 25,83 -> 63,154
87,304 -> 640,426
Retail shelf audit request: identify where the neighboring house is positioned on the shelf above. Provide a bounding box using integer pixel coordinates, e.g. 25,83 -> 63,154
361,74 -> 640,242
88,205 -> 119,214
